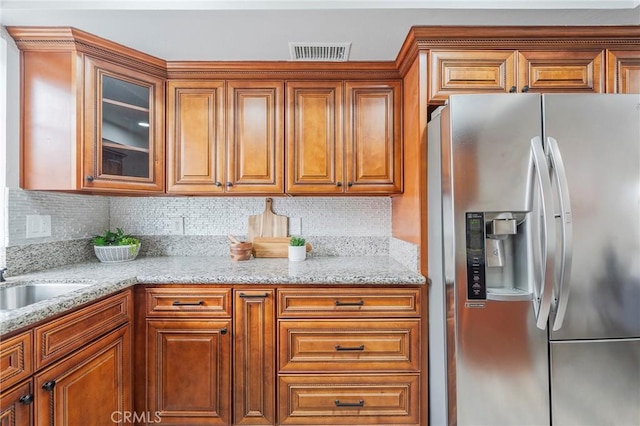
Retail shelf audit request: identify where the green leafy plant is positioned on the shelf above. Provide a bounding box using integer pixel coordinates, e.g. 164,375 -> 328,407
289,236 -> 306,247
92,228 -> 140,254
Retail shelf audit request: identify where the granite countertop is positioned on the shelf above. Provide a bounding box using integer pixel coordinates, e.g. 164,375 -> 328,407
0,256 -> 425,335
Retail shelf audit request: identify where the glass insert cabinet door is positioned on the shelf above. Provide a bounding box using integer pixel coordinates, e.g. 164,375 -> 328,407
101,75 -> 151,178
84,56 -> 165,192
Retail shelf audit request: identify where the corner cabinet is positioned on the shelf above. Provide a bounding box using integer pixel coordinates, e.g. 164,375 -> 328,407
9,27 -> 166,194
286,80 -> 402,195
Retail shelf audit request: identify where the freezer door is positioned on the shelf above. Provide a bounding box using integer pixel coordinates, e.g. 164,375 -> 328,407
543,94 -> 640,340
550,339 -> 640,425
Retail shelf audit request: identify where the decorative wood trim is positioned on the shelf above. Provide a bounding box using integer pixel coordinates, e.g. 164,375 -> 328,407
167,61 -> 400,80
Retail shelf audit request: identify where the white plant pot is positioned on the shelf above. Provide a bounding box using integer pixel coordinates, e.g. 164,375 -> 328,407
288,245 -> 306,262
94,244 -> 140,263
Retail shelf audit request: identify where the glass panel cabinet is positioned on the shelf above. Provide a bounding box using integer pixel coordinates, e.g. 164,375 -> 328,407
84,56 -> 165,192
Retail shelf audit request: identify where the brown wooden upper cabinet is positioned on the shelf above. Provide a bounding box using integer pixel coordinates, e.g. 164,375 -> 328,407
167,80 -> 284,194
286,80 -> 402,195
607,50 -> 640,94
10,27 -> 166,194
429,49 -> 605,104
84,57 -> 165,192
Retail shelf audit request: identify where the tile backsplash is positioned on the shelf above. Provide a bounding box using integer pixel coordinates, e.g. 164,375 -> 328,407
3,189 -> 419,275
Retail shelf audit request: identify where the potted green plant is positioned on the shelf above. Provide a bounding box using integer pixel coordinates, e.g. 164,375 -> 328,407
91,228 -> 141,263
288,236 -> 306,262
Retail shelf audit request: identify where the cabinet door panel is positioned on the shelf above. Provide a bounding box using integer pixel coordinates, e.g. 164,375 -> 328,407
607,50 -> 640,93
234,290 -> 275,425
429,50 -> 517,102
518,50 -> 604,93
35,324 -> 131,426
226,81 -> 284,193
0,331 -> 32,391
147,319 -> 231,425
286,81 -> 344,194
345,81 -> 402,193
83,56 -> 165,192
167,81 -> 225,194
0,380 -> 33,426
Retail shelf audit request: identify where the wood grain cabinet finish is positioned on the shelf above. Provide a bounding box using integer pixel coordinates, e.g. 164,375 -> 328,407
13,33 -> 166,193
517,50 -> 604,93
34,324 -> 132,426
277,287 -> 422,425
145,287 -> 231,317
83,56 -> 166,192
278,374 -> 420,425
167,81 -> 226,194
0,380 -> 34,426
233,290 -> 276,425
428,50 -> 517,103
0,331 -> 32,391
34,290 -> 132,370
286,81 -> 344,194
607,50 -> 640,93
345,81 -> 402,194
429,49 -> 605,103
226,81 -> 284,194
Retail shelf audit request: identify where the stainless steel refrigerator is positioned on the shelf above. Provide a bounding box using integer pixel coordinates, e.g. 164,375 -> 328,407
427,93 -> 640,426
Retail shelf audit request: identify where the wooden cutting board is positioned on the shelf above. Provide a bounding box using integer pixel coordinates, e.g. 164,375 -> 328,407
252,237 -> 312,258
246,198 -> 288,242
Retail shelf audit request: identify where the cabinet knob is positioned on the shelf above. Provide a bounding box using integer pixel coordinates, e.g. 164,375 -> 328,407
336,182 -> 342,187
19,394 -> 34,405
226,182 -> 233,187
42,380 -> 56,392
86,175 -> 94,182
522,85 -> 530,93
215,181 -> 222,187
347,182 -> 353,187
509,86 -> 517,93
220,327 -> 228,335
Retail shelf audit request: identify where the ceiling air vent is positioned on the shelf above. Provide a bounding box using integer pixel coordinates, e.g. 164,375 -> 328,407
289,42 -> 351,62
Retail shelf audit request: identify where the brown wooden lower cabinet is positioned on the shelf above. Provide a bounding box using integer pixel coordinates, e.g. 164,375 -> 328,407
34,323 -> 131,425
146,319 -> 232,425
0,380 -> 34,426
278,374 -> 420,425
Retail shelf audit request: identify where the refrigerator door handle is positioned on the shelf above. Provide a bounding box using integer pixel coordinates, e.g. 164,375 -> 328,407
531,136 -> 556,330
546,136 -> 573,331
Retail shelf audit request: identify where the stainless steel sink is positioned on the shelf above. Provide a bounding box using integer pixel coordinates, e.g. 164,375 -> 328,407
0,282 -> 92,311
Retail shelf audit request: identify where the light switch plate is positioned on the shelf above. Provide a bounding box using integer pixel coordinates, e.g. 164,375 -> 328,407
26,215 -> 52,238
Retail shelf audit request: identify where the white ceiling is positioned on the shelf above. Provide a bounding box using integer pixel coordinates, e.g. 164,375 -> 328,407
1,1 -> 639,61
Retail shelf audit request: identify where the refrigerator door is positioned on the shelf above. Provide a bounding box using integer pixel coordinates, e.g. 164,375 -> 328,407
550,339 -> 640,425
543,94 -> 640,340
444,94 -> 550,425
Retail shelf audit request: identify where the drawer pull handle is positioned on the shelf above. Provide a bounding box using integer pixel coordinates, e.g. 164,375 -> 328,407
239,292 -> 269,298
335,300 -> 364,307
335,344 -> 365,351
172,300 -> 204,306
335,399 -> 364,407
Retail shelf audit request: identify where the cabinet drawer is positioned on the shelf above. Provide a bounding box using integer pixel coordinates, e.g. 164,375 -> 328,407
277,288 -> 421,318
0,330 -> 32,390
279,319 -> 420,372
146,288 -> 231,317
278,374 -> 420,425
34,290 -> 131,369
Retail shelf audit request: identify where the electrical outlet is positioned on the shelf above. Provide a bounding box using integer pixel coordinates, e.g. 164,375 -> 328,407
170,217 -> 185,235
26,215 -> 52,238
289,217 -> 302,235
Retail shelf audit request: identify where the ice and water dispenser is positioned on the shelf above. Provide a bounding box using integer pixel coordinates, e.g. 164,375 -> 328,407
466,211 -> 532,301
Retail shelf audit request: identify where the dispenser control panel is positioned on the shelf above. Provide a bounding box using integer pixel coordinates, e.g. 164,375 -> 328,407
466,212 -> 486,300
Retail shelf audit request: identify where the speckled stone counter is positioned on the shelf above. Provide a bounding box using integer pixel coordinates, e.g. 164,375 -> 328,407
0,256 -> 425,335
